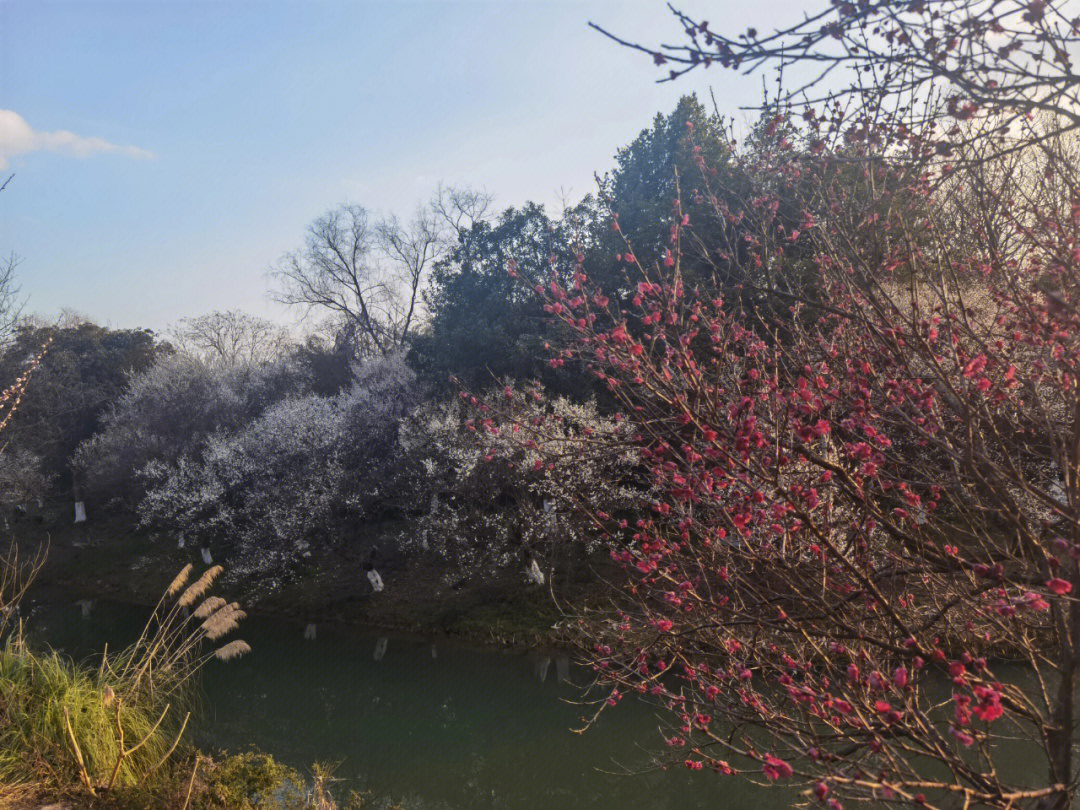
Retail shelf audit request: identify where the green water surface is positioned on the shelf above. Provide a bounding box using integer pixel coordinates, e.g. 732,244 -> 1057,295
24,598 -> 788,809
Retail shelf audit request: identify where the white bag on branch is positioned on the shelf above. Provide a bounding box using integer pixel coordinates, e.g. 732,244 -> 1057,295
201,547 -> 213,565
367,569 -> 384,592
526,558 -> 545,586
74,501 -> 87,523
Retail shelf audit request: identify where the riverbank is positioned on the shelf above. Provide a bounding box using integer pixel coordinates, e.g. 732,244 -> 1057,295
18,512 -> 587,650
19,598 -> 773,810
3,753 -> 360,810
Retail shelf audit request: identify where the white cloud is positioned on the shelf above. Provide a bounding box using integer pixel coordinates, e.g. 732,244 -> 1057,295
0,109 -> 154,170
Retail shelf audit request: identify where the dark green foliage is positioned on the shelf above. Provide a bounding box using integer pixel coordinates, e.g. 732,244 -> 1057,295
409,202 -> 586,394
602,94 -> 734,287
411,95 -> 736,397
197,751 -> 302,809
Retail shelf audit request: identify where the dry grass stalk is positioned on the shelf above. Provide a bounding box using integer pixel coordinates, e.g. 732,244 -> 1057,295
125,565 -> 245,698
62,705 -> 95,796
104,698 -> 171,792
180,756 -> 200,810
137,711 -> 190,786
0,539 -> 48,639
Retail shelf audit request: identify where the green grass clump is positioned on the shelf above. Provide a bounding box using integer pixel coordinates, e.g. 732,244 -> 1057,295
0,562 -> 250,804
0,638 -> 181,792
197,752 -> 302,809
0,552 -> 359,809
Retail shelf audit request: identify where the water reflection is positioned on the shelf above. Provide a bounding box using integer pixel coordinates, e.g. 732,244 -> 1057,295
556,657 -> 569,684
533,655 -> 551,683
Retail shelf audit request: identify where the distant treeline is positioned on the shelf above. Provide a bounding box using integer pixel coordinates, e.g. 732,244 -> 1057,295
0,94 -> 807,586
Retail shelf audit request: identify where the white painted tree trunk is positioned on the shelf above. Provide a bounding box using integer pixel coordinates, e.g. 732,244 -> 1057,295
74,501 -> 87,523
543,499 -> 556,531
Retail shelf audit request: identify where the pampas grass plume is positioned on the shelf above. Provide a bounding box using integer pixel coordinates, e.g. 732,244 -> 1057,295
178,565 -> 223,608
166,564 -> 193,597
201,603 -> 246,641
214,640 -> 251,661
193,595 -> 225,620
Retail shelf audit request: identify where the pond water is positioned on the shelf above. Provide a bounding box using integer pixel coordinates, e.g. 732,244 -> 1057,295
22,598 -> 788,810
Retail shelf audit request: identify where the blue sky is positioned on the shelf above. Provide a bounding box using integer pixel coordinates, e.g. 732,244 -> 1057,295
0,0 -> 781,330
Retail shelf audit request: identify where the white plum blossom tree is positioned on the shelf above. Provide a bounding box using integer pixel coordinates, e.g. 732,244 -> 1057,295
138,354 -> 419,574
72,352 -> 306,505
394,386 -> 646,584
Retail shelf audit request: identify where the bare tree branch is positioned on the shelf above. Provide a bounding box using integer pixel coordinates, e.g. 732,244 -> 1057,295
272,187 -> 494,359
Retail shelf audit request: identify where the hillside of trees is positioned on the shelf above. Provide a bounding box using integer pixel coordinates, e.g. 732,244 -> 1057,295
11,0 -> 1080,805
0,96 -> 730,602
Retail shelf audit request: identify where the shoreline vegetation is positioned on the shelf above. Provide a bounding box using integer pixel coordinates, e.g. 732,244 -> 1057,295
8,522 -> 582,810
0,551 -> 374,810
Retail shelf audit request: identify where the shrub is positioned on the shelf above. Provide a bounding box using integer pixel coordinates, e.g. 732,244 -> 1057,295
0,446 -> 53,509
73,353 -> 308,506
139,354 -> 419,571
395,389 -> 644,584
0,564 -> 248,798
